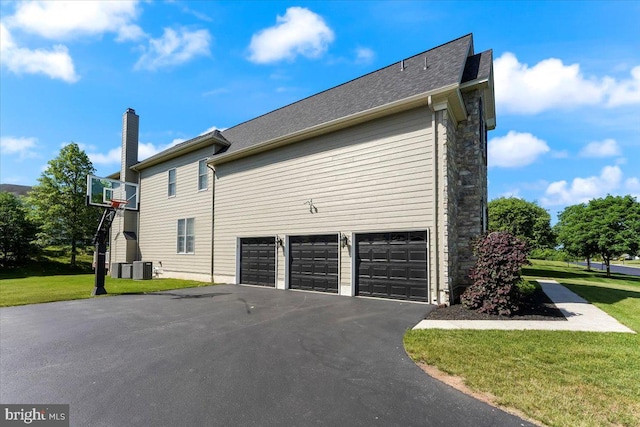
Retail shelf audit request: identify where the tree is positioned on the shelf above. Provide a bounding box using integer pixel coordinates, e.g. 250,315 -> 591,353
488,197 -> 555,249
0,192 -> 37,265
588,195 -> 640,277
555,203 -> 598,269
28,143 -> 101,267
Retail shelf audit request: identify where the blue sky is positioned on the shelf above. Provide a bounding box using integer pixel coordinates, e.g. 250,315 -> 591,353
1,1 -> 638,220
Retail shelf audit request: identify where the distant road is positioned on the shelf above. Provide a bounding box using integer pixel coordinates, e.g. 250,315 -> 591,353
575,262 -> 640,277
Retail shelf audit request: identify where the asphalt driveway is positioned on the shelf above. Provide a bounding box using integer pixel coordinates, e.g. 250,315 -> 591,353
1,285 -> 535,426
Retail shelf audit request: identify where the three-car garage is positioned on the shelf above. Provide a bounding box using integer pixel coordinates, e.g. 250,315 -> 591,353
238,231 -> 429,302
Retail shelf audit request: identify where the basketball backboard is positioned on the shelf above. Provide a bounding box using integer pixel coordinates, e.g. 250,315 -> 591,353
86,174 -> 139,210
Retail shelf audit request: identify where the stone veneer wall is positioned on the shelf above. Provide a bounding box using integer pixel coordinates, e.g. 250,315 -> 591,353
452,89 -> 488,301
441,109 -> 459,301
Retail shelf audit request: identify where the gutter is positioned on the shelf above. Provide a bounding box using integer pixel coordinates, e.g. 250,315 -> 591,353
131,131 -> 229,171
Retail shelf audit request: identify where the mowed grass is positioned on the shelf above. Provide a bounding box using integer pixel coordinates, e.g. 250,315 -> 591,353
404,260 -> 640,427
0,275 -> 212,307
0,251 -> 213,307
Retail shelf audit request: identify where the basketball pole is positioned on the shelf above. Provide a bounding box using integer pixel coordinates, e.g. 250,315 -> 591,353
92,205 -> 119,296
93,237 -> 108,295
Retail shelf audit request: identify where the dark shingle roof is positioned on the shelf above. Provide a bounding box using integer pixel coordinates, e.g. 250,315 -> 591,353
219,34 -> 474,155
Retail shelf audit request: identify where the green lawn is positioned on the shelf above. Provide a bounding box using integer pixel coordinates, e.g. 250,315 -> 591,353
0,274 -> 213,307
0,250 -> 214,307
404,260 -> 640,427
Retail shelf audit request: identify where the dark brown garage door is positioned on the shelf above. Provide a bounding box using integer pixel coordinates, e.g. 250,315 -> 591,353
240,237 -> 276,287
289,235 -> 338,293
356,231 -> 428,301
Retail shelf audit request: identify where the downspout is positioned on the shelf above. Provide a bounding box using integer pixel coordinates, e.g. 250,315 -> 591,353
428,95 -> 440,305
208,163 -> 216,283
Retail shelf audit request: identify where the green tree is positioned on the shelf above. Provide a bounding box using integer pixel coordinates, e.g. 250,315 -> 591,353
28,143 -> 101,267
588,195 -> 640,277
488,197 -> 555,249
555,203 -> 598,269
0,191 -> 37,265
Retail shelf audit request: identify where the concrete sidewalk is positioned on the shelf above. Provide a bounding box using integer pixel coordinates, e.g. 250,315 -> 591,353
413,280 -> 635,333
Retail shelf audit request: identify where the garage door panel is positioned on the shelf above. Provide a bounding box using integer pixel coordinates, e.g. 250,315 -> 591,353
289,235 -> 338,293
356,231 -> 428,302
240,237 -> 276,287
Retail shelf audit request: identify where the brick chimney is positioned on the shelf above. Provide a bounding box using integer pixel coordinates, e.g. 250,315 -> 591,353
121,108 -> 139,182
111,108 -> 140,264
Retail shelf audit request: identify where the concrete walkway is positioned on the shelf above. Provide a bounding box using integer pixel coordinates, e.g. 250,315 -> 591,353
413,280 -> 635,333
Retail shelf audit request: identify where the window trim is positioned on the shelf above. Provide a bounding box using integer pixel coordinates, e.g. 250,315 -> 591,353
197,159 -> 208,191
177,217 -> 195,254
168,168 -> 177,198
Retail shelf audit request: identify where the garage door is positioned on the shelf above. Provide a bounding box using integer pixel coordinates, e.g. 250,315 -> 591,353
240,237 -> 276,287
356,231 -> 428,301
289,235 -> 338,293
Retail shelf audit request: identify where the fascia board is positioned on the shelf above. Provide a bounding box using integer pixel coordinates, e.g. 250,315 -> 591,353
131,138 -> 224,171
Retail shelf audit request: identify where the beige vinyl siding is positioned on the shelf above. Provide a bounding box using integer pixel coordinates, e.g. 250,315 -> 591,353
213,106 -> 436,292
138,146 -> 213,279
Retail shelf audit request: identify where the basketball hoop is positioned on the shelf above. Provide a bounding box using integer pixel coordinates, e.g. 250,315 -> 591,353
109,199 -> 128,215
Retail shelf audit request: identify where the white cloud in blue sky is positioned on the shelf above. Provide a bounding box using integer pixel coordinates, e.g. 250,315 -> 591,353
7,0 -> 143,41
248,7 -> 334,64
488,131 -> 550,168
0,136 -> 39,160
579,139 -> 622,158
134,27 -> 211,71
0,22 -> 79,82
495,53 -> 640,114
542,165 -> 623,206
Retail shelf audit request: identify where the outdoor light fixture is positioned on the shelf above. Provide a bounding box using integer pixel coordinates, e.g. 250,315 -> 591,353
276,236 -> 284,247
340,233 -> 350,248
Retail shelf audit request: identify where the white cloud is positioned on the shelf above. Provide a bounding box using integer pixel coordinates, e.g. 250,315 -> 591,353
88,147 -> 121,166
488,131 -> 550,168
88,138 -> 187,166
0,23 -> 78,82
579,138 -> 622,158
0,136 -> 39,159
606,66 -> 640,107
541,165 -> 623,206
355,47 -> 375,64
626,177 -> 640,199
8,0 -> 143,41
495,52 -> 640,114
248,7 -> 334,64
135,27 -> 211,71
200,126 -> 224,135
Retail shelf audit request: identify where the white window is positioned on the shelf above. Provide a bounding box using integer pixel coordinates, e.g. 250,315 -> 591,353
198,159 -> 208,191
168,168 -> 176,197
177,218 -> 195,254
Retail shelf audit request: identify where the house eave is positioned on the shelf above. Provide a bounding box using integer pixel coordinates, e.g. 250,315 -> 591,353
132,133 -> 229,171
209,83 -> 462,166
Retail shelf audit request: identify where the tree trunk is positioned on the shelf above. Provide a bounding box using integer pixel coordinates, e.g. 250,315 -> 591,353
71,239 -> 77,268
604,255 -> 611,277
586,256 -> 591,271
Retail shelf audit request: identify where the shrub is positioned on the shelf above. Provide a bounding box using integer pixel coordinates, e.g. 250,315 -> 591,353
461,231 -> 530,316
